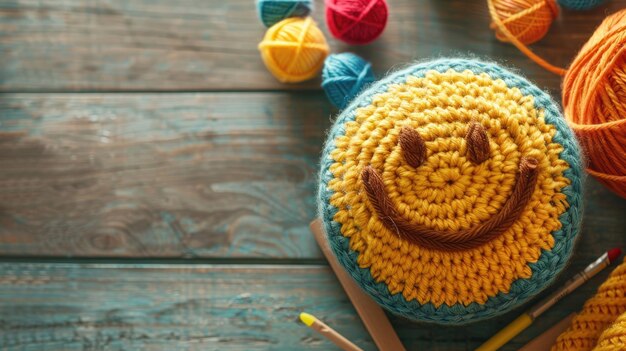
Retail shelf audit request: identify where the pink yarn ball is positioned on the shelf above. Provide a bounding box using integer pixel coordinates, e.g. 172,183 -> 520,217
325,0 -> 388,45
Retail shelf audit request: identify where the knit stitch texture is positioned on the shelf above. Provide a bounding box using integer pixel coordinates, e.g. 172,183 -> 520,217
553,258 -> 626,351
594,311 -> 626,351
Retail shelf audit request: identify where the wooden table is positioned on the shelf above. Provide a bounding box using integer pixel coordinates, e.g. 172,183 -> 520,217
1,1 -> 625,350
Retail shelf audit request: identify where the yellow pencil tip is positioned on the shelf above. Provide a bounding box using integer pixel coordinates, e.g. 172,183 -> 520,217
300,312 -> 316,326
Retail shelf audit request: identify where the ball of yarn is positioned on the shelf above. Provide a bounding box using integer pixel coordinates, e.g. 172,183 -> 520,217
562,9 -> 626,199
552,257 -> 626,351
489,0 -> 559,45
321,53 -> 375,109
318,58 -> 584,324
258,17 -> 330,83
256,0 -> 313,28
325,0 -> 388,45
558,0 -> 607,10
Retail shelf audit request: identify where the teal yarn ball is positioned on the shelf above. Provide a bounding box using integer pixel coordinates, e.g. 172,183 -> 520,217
558,0 -> 607,10
256,0 -> 314,28
317,58 -> 584,325
321,53 -> 375,109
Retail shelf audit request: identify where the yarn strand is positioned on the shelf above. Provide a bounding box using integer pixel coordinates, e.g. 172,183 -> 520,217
489,4 -> 626,197
285,16 -> 313,73
361,156 -> 539,251
487,0 -> 567,75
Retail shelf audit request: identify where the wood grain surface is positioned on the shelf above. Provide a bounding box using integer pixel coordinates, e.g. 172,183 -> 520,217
0,93 -> 330,258
1,0 -> 626,350
1,0 -> 625,92
0,262 -> 616,351
1,93 -> 625,258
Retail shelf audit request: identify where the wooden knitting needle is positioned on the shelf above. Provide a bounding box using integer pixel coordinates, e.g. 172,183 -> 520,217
300,312 -> 364,351
310,219 -> 407,351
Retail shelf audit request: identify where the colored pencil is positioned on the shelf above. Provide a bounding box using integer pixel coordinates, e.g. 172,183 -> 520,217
300,312 -> 364,351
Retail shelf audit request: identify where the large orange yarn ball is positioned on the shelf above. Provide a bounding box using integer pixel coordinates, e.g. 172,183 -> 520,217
489,0 -> 559,45
563,9 -> 626,199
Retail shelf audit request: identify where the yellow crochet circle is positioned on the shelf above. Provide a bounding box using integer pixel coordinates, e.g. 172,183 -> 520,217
327,69 -> 571,307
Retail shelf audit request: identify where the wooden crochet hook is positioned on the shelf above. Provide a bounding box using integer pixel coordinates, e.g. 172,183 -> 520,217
519,313 -> 575,351
310,219 -> 407,351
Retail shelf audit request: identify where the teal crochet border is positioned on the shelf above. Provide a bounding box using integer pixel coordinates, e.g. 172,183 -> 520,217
317,58 -> 584,325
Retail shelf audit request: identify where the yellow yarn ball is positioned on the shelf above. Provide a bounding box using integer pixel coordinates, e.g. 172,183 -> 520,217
258,17 -> 330,83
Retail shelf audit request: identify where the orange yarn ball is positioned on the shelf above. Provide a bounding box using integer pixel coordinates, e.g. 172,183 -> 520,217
489,0 -> 559,45
563,9 -> 626,199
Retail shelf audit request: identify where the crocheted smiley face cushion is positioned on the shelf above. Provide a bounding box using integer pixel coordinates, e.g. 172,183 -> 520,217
318,59 -> 584,325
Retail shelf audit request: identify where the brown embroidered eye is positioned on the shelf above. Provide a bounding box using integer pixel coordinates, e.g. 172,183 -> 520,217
399,126 -> 426,168
466,122 -> 490,164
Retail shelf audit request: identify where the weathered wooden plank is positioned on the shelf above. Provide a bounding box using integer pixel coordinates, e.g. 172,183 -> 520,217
1,93 -> 626,258
0,262 -> 618,350
1,0 -> 624,91
0,93 -> 330,258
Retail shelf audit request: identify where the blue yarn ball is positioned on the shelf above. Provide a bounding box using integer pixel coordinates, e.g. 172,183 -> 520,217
557,0 -> 607,10
321,53 -> 376,109
256,0 -> 313,28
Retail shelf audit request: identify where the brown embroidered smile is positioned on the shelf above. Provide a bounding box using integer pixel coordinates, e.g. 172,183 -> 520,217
361,122 -> 539,252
